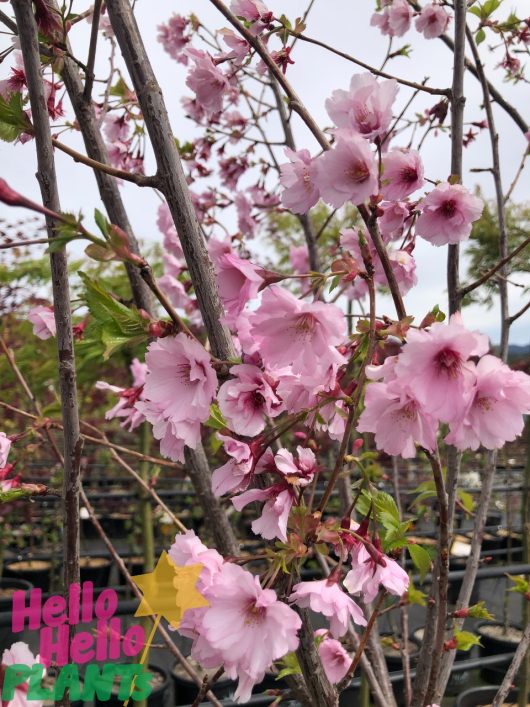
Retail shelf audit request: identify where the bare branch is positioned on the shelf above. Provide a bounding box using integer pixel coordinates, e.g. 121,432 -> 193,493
49,135 -> 159,187
287,30 -> 452,97
492,621 -> 530,707
458,235 -> 530,298
12,0 -> 83,601
83,0 -> 102,100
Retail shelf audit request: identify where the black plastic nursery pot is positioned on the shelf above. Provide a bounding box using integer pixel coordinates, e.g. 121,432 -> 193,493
412,626 -> 476,696
477,621 -> 523,685
0,577 -> 33,651
79,556 -> 112,587
173,661 -> 236,705
456,686 -> 525,706
94,664 -> 170,707
381,635 -> 420,671
4,559 -> 52,592
173,663 -> 289,706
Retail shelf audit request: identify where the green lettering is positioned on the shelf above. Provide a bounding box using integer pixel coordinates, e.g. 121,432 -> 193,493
27,665 -> 53,700
81,664 -> 119,702
116,664 -> 142,701
132,670 -> 153,701
53,665 -> 81,701
1,665 -> 31,701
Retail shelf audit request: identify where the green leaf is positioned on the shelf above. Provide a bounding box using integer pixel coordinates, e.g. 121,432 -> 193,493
84,243 -> 116,262
94,208 -> 110,238
276,652 -> 302,680
475,27 -> 486,44
374,491 -> 401,527
46,233 -> 79,253
110,77 -> 132,99
466,601 -> 495,620
407,579 -> 427,606
468,6 -> 483,18
454,629 -> 482,652
408,543 -> 432,582
507,573 -> 530,595
79,272 -> 148,358
0,92 -> 30,143
328,274 -> 341,294
482,0 -> 501,18
205,403 -> 228,431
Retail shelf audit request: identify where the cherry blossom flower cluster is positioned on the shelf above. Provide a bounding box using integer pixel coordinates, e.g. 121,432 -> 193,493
371,1 -> 451,40
167,527 -> 407,700
357,313 -> 530,457
279,71 -> 484,259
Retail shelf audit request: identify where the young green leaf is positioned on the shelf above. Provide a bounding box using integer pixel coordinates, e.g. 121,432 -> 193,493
408,543 -> 432,582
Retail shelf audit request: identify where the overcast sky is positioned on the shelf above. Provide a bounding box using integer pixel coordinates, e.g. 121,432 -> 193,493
1,1 -> 529,344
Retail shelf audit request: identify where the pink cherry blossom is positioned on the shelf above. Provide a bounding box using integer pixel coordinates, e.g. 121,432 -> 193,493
0,432 -> 11,467
276,363 -> 339,414
219,155 -> 248,190
356,381 -> 437,457
143,334 -> 216,421
185,49 -> 230,117
230,0 -> 272,35
317,631 -> 351,684
388,0 -> 413,36
96,358 -> 147,431
315,399 -> 348,441
219,29 -> 250,64
388,248 -> 418,295
218,364 -> 283,436
232,486 -> 294,542
416,182 -> 483,246
156,203 -> 184,259
201,562 -> 301,701
290,245 -> 310,274
209,239 -> 263,325
446,355 -> 530,451
290,577 -> 367,636
341,228 -> 416,296
371,9 -> 392,36
158,274 -> 192,311
234,192 -> 257,237
28,305 -> 56,340
415,4 -> 450,39
1,642 -> 43,707
379,201 -> 410,241
381,149 -> 424,200
163,253 -> 185,279
250,285 -> 346,375
212,435 -> 254,496
325,73 -> 398,140
136,399 -> 202,462
274,446 -> 317,487
1,463 -> 20,493
314,131 -> 378,208
394,313 -> 489,422
344,544 -> 409,603
157,15 -> 191,64
168,529 -> 223,590
279,148 -> 320,214
103,114 -> 130,143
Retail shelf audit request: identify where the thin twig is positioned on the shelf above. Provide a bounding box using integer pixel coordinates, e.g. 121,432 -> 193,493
49,136 -> 159,187
458,235 -> 530,297
287,30 -> 451,96
492,621 -> 530,707
83,0 -> 102,100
